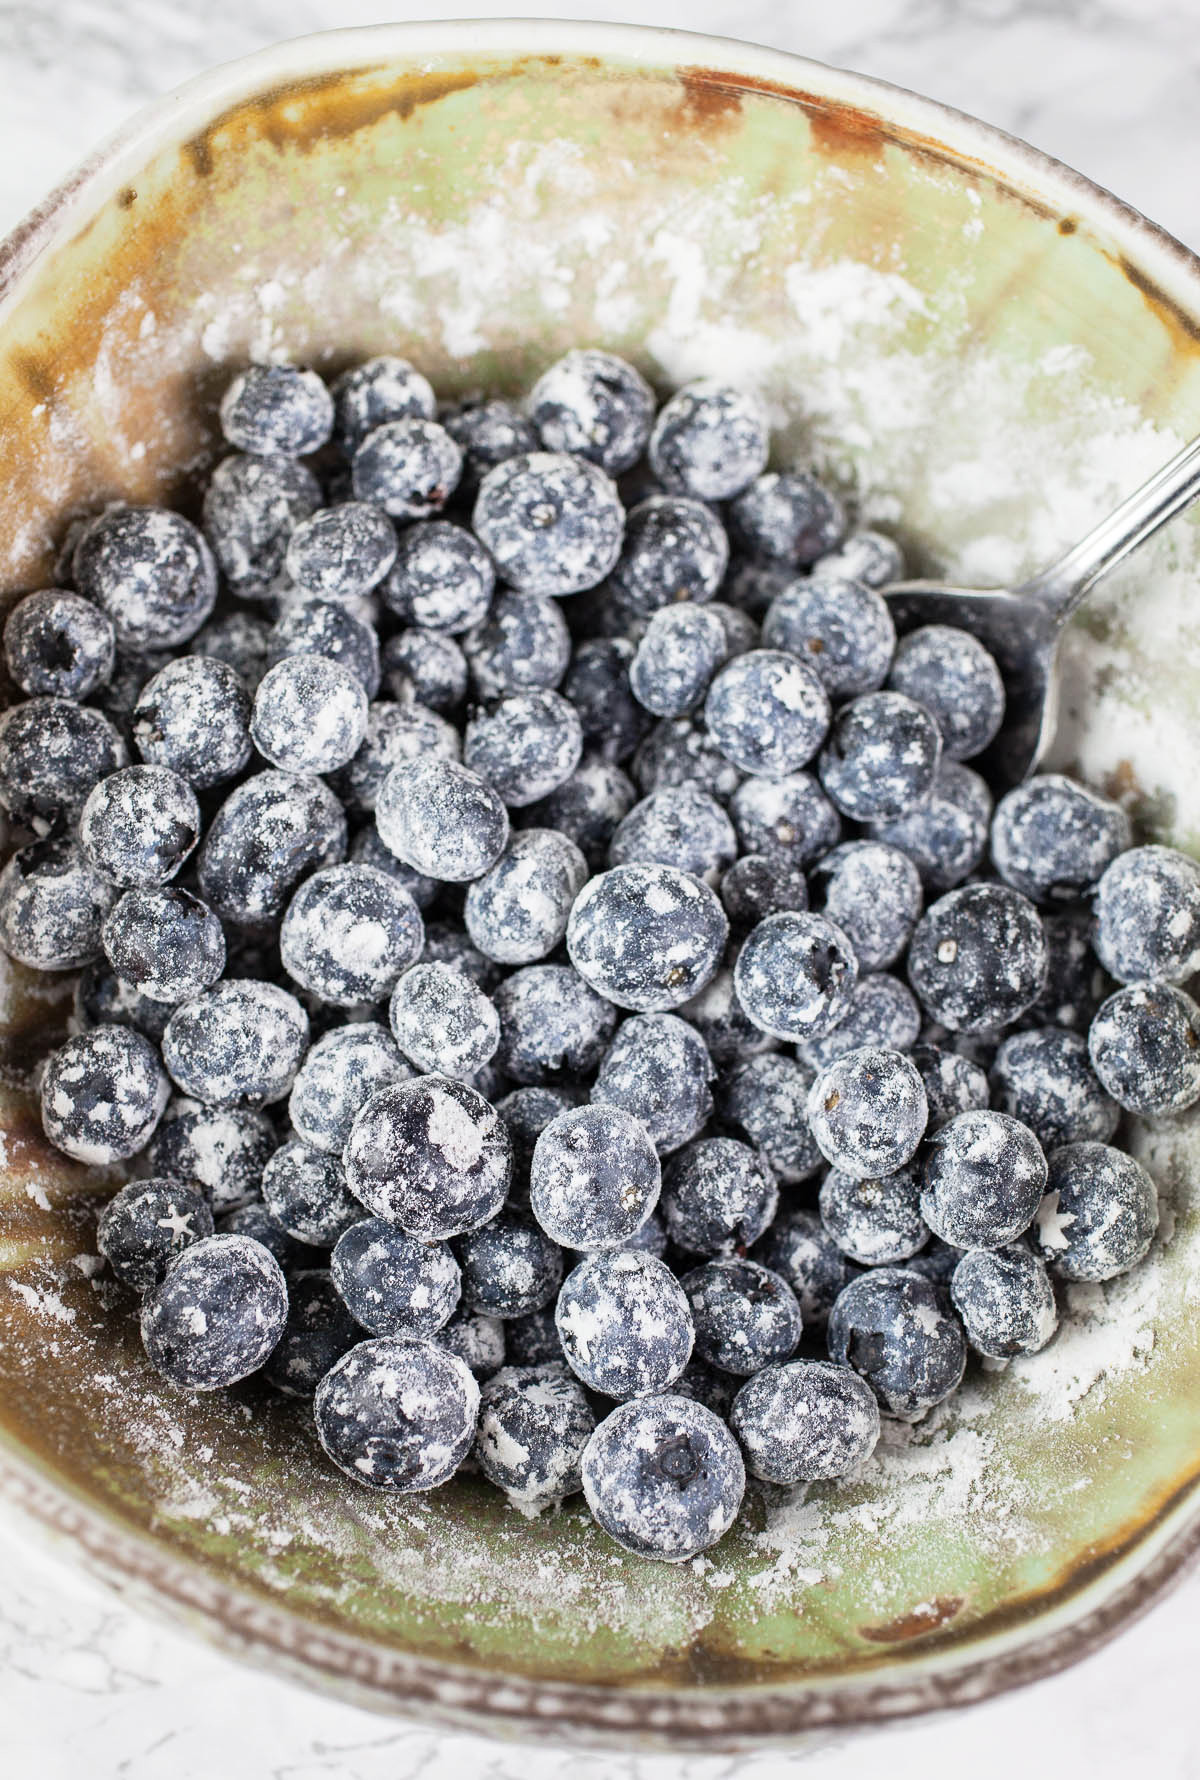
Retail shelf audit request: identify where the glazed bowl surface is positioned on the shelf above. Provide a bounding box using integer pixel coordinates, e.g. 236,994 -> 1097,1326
2,18 -> 1200,1752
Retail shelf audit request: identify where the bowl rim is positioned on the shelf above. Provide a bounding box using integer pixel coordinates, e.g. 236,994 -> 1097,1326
4,16 -> 1200,1748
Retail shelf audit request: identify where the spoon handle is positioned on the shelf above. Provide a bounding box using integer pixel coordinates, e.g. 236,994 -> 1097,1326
1022,429 -> 1200,624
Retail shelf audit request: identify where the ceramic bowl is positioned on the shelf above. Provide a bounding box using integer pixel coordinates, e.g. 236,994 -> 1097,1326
2,19 -> 1200,1754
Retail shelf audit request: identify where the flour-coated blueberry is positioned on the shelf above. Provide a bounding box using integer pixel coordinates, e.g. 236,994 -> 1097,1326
197,769 -> 347,928
3,589 -> 114,699
531,1103 -> 660,1250
731,1360 -> 880,1484
920,1109 -> 1047,1248
1093,844 -> 1200,984
262,1138 -> 362,1246
1087,981 -> 1200,1114
74,505 -> 217,650
567,863 -> 727,1013
262,1269 -> 362,1398
132,655 -> 253,789
493,964 -> 617,1084
649,381 -> 768,502
887,625 -> 1005,761
581,1394 -> 744,1562
660,1136 -> 777,1258
529,349 -> 655,476
279,863 -> 423,1007
332,357 -> 436,451
811,841 -> 923,972
288,1023 -> 410,1155
0,697 -> 127,829
751,1208 -> 854,1328
590,1011 -> 713,1155
343,1074 -> 510,1239
1032,1140 -> 1159,1281
389,962 -> 500,1078
734,911 -> 858,1041
314,1335 -> 479,1490
97,1177 -> 214,1293
141,1232 -> 288,1390
908,883 -> 1047,1033
609,494 -> 728,615
950,1244 -> 1058,1358
682,1257 -> 803,1376
989,1027 -> 1119,1149
556,1250 -> 692,1398
472,451 -> 624,597
41,1024 -> 169,1164
475,1362 -> 596,1515
332,1217 -> 461,1336
871,760 -> 992,891
705,649 -> 830,778
762,575 -> 894,697
729,772 -> 841,865
455,1211 -> 564,1318
352,417 -> 462,520
147,1099 -> 277,1213
808,1047 -> 928,1179
827,1267 -> 966,1419
464,828 -> 587,964
102,887 -> 225,1003
0,836 -> 116,971
203,454 -> 321,601
161,979 -> 309,1107
376,757 -> 509,883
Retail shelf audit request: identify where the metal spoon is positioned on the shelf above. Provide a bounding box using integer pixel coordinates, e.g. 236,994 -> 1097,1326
883,431 -> 1200,788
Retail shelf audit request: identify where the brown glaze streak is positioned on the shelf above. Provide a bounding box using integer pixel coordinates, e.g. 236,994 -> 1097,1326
860,1595 -> 965,1644
183,64 -> 484,173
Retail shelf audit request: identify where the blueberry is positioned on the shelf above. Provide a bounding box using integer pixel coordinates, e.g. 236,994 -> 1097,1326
1020,910 -> 1111,1033
283,501 -> 397,601
141,1232 -> 288,1390
528,754 -> 637,869
628,605 -> 729,717
464,689 -> 583,809
908,1043 -> 990,1131
566,863 -> 727,1013
376,757 -> 509,883
731,1360 -> 879,1485
818,691 -> 942,823
102,888 -> 225,1004
798,974 -> 922,1071
192,611 -> 272,690
389,962 -> 500,1077
908,883 -> 1048,1032
887,625 -> 1005,762
819,1163 -> 928,1265
161,979 -> 309,1107
288,1026 -> 408,1158
660,1136 -> 777,1258
677,967 -> 776,1068
920,1109 -> 1047,1247
827,1267 -> 966,1419
472,452 -> 624,597
131,656 -> 253,789
261,1138 -> 361,1246
495,1085 -> 576,1177
989,1027 -> 1119,1149
493,964 -> 617,1084
314,1335 -> 479,1491
719,853 -> 809,929
811,841 -> 923,972
609,495 -> 728,615
1087,981 -> 1200,1115
496,1306 -> 563,1369
381,629 -> 468,713
332,700 -> 460,816
1033,1140 -> 1159,1281
250,655 -> 368,775
560,637 -> 651,761
442,395 -> 537,491
1092,844 -> 1200,984
718,1052 -> 823,1185
438,1304 -> 506,1379
906,1240 -> 965,1288
279,864 -> 423,1007
608,784 -> 737,884
632,716 -> 742,804
462,588 -> 572,700
871,760 -> 992,891
0,836 -> 116,970
75,959 -> 172,1041
530,1103 -> 660,1249
751,1208 -> 854,1328
421,920 -> 504,992
217,1201 -> 311,1271
202,453 -> 320,600
267,594 -> 381,697
720,557 -> 792,619
351,417 -> 462,520
147,1100 -> 277,1213
0,696 -> 127,829
476,1362 -> 596,1515
348,826 -> 438,908
381,519 -> 495,634
332,1217 -> 460,1336
991,774 -> 1132,904
729,772 -> 841,866
649,381 -> 768,502
762,575 -> 895,697
808,1048 -> 928,1178
332,357 -> 436,452
218,364 -> 333,456
682,1257 -> 802,1375
589,1011 -> 713,1155
79,764 -> 199,891
197,769 -> 347,928
669,1359 -> 739,1420
262,1270 -> 361,1398
41,1025 -> 169,1163
463,829 -> 587,965
74,506 -> 217,651
581,1394 -> 745,1562
456,1211 -> 564,1318
950,1244 -> 1057,1358
556,1251 -> 692,1398
343,1074 -> 510,1239
705,649 -> 830,778
97,1178 -> 215,1293
733,911 -> 858,1042
817,529 -> 904,588
4,589 -> 115,698
529,349 -> 655,476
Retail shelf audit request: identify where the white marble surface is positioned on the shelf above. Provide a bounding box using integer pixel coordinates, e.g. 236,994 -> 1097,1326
4,2 -> 1200,1774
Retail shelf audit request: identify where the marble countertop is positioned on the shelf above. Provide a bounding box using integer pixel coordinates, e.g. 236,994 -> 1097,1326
4,2 -> 1200,1775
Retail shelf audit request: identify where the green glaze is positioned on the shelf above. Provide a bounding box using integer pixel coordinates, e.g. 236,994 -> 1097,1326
0,21 -> 1199,1746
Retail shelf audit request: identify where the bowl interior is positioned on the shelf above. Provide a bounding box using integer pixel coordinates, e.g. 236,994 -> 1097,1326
2,24 -> 1200,1745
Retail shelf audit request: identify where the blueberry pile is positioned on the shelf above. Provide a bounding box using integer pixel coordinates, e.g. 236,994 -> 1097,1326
6,350 -> 1183,1564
